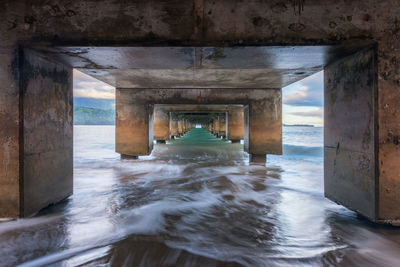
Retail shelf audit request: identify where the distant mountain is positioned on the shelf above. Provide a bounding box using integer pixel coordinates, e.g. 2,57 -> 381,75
74,98 -> 115,125
74,107 -> 115,125
74,97 -> 115,110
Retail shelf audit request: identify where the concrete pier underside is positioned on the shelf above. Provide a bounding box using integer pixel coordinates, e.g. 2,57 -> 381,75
116,89 -> 282,158
153,105 -> 244,142
0,0 -> 399,223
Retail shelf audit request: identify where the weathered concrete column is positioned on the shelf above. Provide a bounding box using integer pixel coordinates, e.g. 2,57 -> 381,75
219,112 -> 228,139
116,89 -> 154,157
0,47 -> 20,218
324,47 -> 379,221
154,106 -> 170,143
244,91 -> 282,163
183,119 -> 187,133
177,120 -> 184,136
228,106 -> 244,142
0,49 -> 73,218
213,116 -> 220,136
22,50 -> 73,217
170,113 -> 179,138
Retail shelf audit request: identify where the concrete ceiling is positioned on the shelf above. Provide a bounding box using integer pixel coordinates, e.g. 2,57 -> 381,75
34,45 -> 365,89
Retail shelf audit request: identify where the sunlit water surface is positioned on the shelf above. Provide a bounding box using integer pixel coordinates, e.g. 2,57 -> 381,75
1,126 -> 400,266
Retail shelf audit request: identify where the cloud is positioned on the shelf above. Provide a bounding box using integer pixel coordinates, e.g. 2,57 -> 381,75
283,71 -> 323,107
73,69 -> 115,99
290,108 -> 323,117
283,105 -> 324,127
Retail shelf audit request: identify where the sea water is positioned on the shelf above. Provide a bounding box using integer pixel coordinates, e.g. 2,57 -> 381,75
1,126 -> 400,266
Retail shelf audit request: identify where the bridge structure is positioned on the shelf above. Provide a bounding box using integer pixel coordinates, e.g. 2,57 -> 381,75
0,0 -> 399,226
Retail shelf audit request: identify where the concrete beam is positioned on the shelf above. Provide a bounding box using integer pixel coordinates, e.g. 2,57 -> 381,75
34,45 -> 367,89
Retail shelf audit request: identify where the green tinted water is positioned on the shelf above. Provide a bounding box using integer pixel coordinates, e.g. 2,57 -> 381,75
172,128 -> 229,146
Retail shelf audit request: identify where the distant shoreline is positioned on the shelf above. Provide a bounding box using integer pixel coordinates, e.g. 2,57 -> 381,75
74,123 -> 115,126
283,124 -> 315,127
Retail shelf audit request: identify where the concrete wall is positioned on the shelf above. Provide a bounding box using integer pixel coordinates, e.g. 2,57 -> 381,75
22,49 -> 73,216
228,106 -> 244,142
154,106 -> 170,141
324,47 -> 377,221
116,90 -> 154,156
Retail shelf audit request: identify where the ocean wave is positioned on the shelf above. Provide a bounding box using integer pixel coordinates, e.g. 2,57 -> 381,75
283,144 -> 323,157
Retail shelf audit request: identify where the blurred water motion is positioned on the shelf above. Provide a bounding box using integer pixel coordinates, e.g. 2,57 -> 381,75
1,126 -> 400,267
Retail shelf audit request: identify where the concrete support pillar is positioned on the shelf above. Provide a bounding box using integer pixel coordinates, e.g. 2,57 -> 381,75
324,47 -> 379,221
0,49 -> 73,218
213,117 -> 220,136
378,48 -> 400,224
244,90 -> 282,163
116,90 -> 154,157
219,113 -> 228,139
228,106 -> 244,142
154,106 -> 170,142
170,113 -> 179,138
177,120 -> 183,136
183,119 -> 187,133
0,47 -> 20,218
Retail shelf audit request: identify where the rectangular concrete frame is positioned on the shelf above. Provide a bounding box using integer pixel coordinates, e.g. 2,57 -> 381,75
116,88 -> 282,157
324,47 -> 378,221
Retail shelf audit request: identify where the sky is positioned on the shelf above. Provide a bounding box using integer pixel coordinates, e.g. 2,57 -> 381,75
73,69 -> 324,126
73,69 -> 115,99
282,71 -> 324,126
